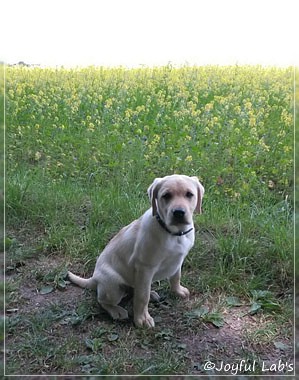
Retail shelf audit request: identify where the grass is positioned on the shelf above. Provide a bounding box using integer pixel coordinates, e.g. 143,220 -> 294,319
4,64 -> 294,376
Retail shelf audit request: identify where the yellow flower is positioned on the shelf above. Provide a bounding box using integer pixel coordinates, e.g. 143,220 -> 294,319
283,146 -> 291,153
204,103 -> 214,112
259,139 -> 270,152
88,123 -> 95,132
249,116 -> 256,127
125,108 -> 133,118
244,101 -> 252,110
35,151 -> 42,161
105,98 -> 113,108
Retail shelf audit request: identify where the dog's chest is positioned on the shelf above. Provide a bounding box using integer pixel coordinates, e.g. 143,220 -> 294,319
153,235 -> 194,281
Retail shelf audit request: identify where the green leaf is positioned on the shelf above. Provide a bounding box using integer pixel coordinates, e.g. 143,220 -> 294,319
210,318 -> 224,328
274,341 -> 290,351
176,343 -> 187,350
155,329 -> 173,340
187,307 -> 224,327
57,279 -> 67,290
39,286 -> 54,295
203,312 -> 224,328
187,306 -> 209,318
4,237 -> 15,249
251,290 -> 273,301
85,338 -> 103,352
85,338 -> 94,350
261,301 -> 281,312
226,296 -> 243,306
107,333 -> 119,342
249,302 -> 261,315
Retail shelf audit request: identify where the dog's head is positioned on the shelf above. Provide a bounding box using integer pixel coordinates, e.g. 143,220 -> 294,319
147,174 -> 204,231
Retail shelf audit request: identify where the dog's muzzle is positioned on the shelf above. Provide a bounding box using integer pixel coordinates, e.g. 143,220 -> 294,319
172,207 -> 186,222
156,213 -> 193,236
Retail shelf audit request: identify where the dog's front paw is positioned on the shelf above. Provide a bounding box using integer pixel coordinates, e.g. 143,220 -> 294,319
134,312 -> 155,328
173,285 -> 190,299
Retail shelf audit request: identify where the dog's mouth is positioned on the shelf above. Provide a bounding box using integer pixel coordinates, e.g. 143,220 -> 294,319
169,211 -> 193,230
167,220 -> 193,236
170,209 -> 192,226
156,213 -> 193,236
170,219 -> 190,227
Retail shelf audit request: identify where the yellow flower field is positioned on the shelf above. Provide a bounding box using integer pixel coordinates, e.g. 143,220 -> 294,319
6,65 -> 293,198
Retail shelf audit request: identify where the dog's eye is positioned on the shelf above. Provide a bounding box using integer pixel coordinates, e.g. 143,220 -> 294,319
162,192 -> 172,200
186,191 -> 194,198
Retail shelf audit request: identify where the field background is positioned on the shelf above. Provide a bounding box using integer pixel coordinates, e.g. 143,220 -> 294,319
4,65 -> 294,376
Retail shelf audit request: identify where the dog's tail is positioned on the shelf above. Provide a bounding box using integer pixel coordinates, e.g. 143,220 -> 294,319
68,271 -> 97,290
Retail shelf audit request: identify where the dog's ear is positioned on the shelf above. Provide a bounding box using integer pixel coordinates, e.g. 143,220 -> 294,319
147,178 -> 163,216
191,176 -> 205,214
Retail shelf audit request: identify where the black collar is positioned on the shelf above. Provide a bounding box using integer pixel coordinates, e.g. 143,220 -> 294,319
155,213 -> 194,236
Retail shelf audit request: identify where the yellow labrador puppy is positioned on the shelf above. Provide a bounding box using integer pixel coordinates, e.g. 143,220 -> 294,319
68,174 -> 204,327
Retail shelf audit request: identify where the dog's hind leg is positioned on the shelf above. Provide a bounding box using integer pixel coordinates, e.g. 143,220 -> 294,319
100,303 -> 128,320
96,282 -> 129,320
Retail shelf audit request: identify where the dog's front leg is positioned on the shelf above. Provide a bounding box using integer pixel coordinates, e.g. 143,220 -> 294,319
169,268 -> 190,299
133,266 -> 155,328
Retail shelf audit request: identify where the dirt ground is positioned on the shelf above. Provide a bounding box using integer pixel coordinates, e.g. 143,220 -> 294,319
3,251 -> 295,377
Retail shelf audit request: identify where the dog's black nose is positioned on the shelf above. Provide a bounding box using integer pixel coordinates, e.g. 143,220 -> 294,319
172,208 -> 186,220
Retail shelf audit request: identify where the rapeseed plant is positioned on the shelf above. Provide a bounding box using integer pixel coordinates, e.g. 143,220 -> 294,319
5,65 -> 293,280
